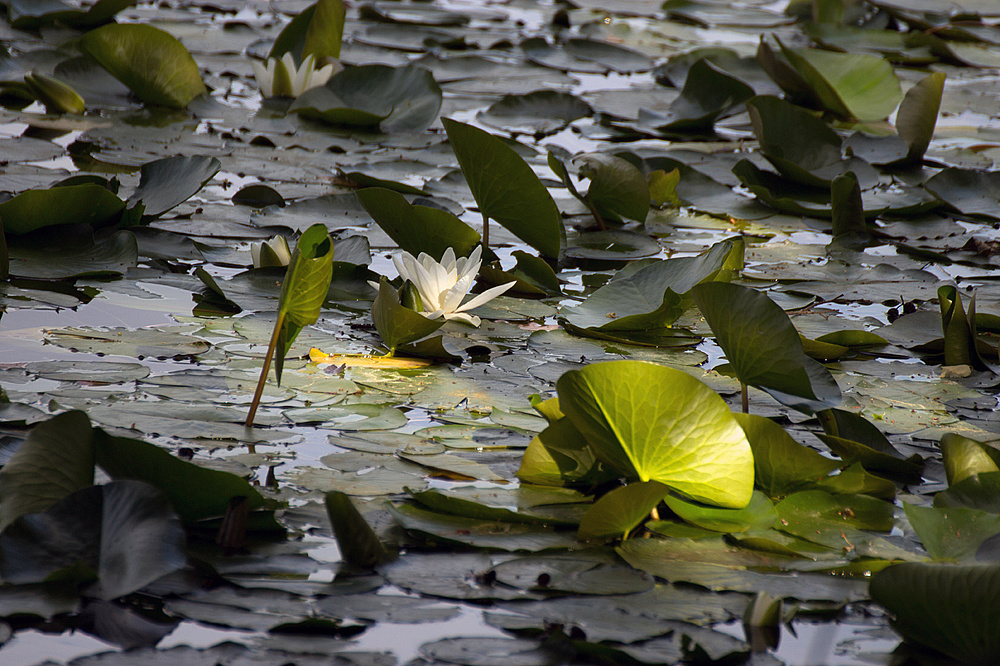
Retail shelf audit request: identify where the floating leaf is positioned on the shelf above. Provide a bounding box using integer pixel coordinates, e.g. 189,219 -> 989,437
6,0 -> 135,30
871,562 -> 1000,665
562,238 -> 737,344
557,360 -> 754,508
78,24 -> 206,109
291,64 -> 441,132
477,90 -> 592,136
0,184 -> 124,235
94,428 -> 282,532
125,155 -> 221,220
442,118 -> 563,257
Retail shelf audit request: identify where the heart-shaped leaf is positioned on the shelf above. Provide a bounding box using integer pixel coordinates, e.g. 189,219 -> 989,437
692,281 -> 841,413
78,24 -> 206,109
291,64 -> 441,132
355,187 -> 479,261
442,118 -> 563,257
0,480 -> 186,600
557,360 -> 755,508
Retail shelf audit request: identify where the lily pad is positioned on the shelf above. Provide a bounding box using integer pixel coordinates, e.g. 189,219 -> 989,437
871,562 -> 1000,665
291,64 -> 442,132
78,24 -> 206,109
0,183 -> 124,235
577,481 -> 671,542
557,360 -> 754,508
0,480 -> 186,600
442,118 -> 563,257
477,90 -> 592,136
692,281 -> 842,413
355,187 -> 479,261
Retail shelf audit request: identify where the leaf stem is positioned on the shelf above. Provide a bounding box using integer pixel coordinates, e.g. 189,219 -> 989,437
481,213 -> 489,250
741,382 -> 749,414
246,311 -> 285,427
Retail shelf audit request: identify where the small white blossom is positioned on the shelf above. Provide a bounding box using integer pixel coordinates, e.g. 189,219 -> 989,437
388,247 -> 515,326
251,236 -> 292,268
251,52 -> 340,98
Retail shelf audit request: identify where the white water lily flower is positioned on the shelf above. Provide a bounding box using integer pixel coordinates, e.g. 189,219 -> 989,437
251,52 -> 340,98
251,235 -> 292,268
390,246 -> 516,326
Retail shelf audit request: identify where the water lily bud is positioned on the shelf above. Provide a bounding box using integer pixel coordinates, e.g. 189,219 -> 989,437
251,236 -> 292,268
24,72 -> 85,115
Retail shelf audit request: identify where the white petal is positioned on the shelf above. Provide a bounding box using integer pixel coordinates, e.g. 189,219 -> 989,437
392,254 -> 410,282
456,281 -> 516,312
442,272 -> 475,312
442,311 -> 481,326
311,63 -> 335,88
250,242 -> 263,267
440,247 -> 457,270
251,59 -> 274,97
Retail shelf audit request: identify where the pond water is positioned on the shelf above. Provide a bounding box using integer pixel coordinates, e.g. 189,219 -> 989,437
2,0 -> 1000,664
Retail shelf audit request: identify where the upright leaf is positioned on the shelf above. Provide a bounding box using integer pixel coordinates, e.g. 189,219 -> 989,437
246,224 -> 333,425
692,282 -> 841,413
78,24 -> 206,109
269,0 -> 346,62
0,411 -> 95,530
371,277 -> 444,354
356,187 -> 479,261
575,153 -> 650,224
325,491 -> 393,568
557,360 -> 755,508
897,71 -> 945,163
442,118 -> 563,257
777,41 -> 902,120
734,413 -> 840,498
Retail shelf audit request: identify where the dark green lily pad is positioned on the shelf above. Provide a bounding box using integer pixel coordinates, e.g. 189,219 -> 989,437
871,562 -> 1000,665
78,23 -> 206,109
291,64 -> 442,132
443,118 -> 563,257
0,480 -> 186,600
692,281 -> 842,413
477,90 -> 592,136
0,183 -> 124,235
